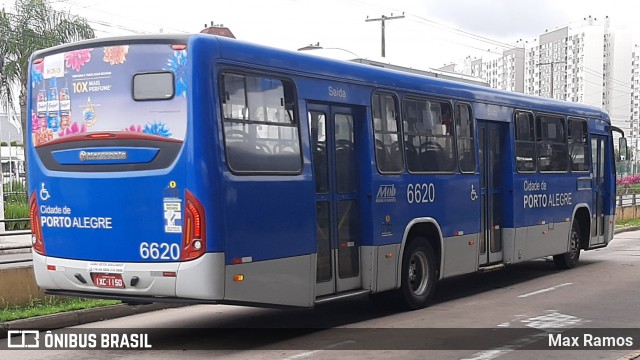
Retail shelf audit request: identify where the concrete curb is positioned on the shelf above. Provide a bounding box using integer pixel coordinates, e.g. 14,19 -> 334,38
1,303 -> 183,335
0,248 -> 31,255
0,232 -> 32,255
614,226 -> 640,234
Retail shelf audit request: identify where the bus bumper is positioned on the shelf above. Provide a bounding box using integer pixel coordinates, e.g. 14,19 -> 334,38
32,252 -> 225,300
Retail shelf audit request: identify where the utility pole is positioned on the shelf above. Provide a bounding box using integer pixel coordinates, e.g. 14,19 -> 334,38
365,13 -> 405,57
538,61 -> 563,99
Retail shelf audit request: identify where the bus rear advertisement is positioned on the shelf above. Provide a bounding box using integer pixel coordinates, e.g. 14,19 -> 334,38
27,34 -> 627,310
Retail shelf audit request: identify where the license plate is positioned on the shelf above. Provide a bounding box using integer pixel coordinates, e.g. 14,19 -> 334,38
93,273 -> 125,288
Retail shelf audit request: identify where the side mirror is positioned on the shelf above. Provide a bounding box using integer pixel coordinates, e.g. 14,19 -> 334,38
618,137 -> 629,161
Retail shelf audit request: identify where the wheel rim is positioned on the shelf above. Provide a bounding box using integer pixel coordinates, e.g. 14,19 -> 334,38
408,251 -> 429,296
569,228 -> 580,258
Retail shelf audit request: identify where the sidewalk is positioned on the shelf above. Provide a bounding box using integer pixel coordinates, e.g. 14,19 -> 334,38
0,231 -> 32,255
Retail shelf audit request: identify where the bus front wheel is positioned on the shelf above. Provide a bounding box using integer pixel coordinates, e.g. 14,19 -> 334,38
400,238 -> 436,310
553,221 -> 581,269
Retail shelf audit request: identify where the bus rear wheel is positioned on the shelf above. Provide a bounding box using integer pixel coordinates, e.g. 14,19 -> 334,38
553,221 -> 581,269
400,238 -> 436,310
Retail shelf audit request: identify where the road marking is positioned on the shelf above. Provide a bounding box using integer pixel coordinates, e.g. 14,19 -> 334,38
282,340 -> 355,360
463,311 -> 586,360
461,333 -> 549,360
518,283 -> 572,298
520,311 -> 587,329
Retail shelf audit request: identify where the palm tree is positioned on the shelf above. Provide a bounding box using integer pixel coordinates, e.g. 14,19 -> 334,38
0,0 -> 94,145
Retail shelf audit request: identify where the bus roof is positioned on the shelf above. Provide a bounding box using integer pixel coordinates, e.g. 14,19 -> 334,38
207,34 -> 609,122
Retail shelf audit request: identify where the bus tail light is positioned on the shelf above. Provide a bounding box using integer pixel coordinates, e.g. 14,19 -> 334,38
182,190 -> 206,261
29,191 -> 46,255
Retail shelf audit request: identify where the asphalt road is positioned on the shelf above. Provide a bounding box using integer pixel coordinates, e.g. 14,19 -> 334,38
2,230 -> 640,360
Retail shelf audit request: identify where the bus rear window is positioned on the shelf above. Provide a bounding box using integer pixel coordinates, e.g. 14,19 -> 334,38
133,72 -> 174,100
30,44 -> 187,148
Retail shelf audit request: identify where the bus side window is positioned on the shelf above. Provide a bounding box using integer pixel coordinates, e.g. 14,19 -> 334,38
221,73 -> 301,174
456,103 -> 476,173
568,117 -> 590,172
222,74 -> 247,119
515,111 -> 536,172
372,93 -> 403,173
402,97 -> 455,173
537,115 -> 568,172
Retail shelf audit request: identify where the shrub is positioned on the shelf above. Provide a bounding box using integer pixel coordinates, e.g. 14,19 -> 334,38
3,181 -> 27,205
617,175 -> 640,186
3,202 -> 30,230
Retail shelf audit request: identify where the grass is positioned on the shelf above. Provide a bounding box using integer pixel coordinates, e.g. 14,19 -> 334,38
3,202 -> 30,230
615,218 -> 640,229
3,180 -> 30,230
0,296 -> 120,322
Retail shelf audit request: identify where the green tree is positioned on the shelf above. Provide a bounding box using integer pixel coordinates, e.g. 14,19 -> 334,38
0,0 -> 94,145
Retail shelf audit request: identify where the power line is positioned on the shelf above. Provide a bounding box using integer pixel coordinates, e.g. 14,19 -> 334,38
347,0 -> 523,51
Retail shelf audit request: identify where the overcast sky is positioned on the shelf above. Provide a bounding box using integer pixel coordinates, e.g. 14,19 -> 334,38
4,0 -> 640,69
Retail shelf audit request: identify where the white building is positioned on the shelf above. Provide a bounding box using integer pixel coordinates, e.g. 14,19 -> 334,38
525,16 -> 632,139
457,46 -> 524,93
0,110 -> 24,184
0,110 -> 22,145
600,18 -> 631,140
455,16 -> 633,144
0,145 -> 25,184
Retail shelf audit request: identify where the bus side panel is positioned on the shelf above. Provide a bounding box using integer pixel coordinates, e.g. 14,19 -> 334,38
190,36 -> 227,256
372,175 -> 481,244
512,173 -> 589,261
224,255 -> 315,307
441,234 -> 480,277
371,174 -> 481,279
221,177 -> 316,263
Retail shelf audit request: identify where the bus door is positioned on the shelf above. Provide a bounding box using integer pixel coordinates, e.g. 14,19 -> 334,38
477,121 -> 507,265
308,103 -> 361,297
590,135 -> 606,246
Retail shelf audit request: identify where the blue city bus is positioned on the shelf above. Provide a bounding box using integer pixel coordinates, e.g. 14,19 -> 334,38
27,35 -> 628,309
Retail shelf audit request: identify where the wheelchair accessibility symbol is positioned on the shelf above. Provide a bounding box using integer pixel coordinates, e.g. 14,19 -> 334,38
470,184 -> 478,201
39,183 -> 51,201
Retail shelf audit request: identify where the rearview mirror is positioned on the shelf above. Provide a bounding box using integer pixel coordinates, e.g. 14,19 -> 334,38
618,137 -> 629,161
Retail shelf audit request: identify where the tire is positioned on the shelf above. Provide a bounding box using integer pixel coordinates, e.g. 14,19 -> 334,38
399,238 -> 437,310
553,220 -> 581,269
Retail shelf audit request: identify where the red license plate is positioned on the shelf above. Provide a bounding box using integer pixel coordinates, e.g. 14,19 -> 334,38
93,273 -> 125,288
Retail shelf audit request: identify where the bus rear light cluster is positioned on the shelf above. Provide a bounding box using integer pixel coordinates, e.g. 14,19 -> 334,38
182,190 -> 206,261
29,191 -> 46,255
